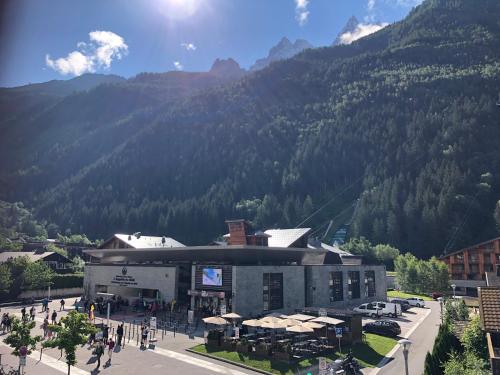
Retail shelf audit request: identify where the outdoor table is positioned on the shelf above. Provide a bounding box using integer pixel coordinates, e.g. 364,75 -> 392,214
277,339 -> 291,344
247,339 -> 256,344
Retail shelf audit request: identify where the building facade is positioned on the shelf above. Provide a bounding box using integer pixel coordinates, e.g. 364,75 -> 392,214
440,237 -> 500,296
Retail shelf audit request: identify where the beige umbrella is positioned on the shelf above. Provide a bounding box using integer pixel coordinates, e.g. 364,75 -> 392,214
286,324 -> 314,333
260,316 -> 284,324
221,313 -> 242,319
287,314 -> 316,321
281,318 -> 302,326
203,316 -> 229,325
261,320 -> 288,329
310,316 -> 344,325
242,319 -> 262,327
301,321 -> 325,329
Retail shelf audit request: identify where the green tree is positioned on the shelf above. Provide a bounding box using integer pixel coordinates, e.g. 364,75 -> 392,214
443,351 -> 490,375
4,316 -> 42,358
342,237 -> 377,264
0,264 -> 13,293
43,311 -> 97,375
46,243 -> 68,258
22,261 -> 54,290
374,244 -> 400,270
461,316 -> 489,361
70,256 -> 85,273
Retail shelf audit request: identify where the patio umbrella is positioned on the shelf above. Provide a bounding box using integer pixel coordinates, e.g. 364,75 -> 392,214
260,316 -> 284,324
281,318 -> 302,327
310,317 -> 345,325
286,325 -> 314,333
221,313 -> 242,319
301,321 -> 325,329
286,314 -> 316,321
203,316 -> 229,325
260,320 -> 288,329
242,319 -> 262,327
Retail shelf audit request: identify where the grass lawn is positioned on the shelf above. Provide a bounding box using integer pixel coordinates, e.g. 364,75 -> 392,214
190,333 -> 396,375
387,290 -> 433,301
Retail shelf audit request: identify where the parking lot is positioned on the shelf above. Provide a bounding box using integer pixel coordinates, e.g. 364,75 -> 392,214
361,304 -> 432,338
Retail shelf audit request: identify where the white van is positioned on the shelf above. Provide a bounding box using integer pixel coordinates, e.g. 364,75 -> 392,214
374,302 -> 402,317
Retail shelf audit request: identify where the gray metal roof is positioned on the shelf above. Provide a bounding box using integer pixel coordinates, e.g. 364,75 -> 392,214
113,234 -> 185,248
0,251 -> 57,263
264,228 -> 311,248
84,245 -> 331,265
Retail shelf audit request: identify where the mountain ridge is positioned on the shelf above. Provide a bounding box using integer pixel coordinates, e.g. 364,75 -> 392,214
1,0 -> 500,256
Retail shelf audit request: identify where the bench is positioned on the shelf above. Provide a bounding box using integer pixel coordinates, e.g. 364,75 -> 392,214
148,338 -> 158,350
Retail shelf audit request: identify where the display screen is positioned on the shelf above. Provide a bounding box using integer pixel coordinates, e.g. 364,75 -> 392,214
202,268 -> 222,286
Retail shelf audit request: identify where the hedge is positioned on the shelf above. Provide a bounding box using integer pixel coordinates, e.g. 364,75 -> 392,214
51,273 -> 84,289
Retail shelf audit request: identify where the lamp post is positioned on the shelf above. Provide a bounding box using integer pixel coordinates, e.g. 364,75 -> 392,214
437,297 -> 443,323
451,284 -> 456,298
398,339 -> 412,375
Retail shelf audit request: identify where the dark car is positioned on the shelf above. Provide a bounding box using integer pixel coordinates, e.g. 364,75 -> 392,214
390,298 -> 411,311
363,320 -> 401,337
432,292 -> 443,300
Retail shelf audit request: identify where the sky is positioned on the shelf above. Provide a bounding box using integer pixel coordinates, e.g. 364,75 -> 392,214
0,0 -> 423,87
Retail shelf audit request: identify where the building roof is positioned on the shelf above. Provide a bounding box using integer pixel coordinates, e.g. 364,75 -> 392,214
440,237 -> 500,259
264,228 -> 311,248
0,251 -> 57,263
307,241 -> 352,256
84,245 -> 335,265
111,234 -> 185,249
479,287 -> 500,332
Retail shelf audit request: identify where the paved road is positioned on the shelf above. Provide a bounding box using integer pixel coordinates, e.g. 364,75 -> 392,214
375,301 -> 441,375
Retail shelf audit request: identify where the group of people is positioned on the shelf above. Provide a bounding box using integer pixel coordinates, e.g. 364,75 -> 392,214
88,322 -> 125,368
20,305 -> 37,321
1,312 -> 12,333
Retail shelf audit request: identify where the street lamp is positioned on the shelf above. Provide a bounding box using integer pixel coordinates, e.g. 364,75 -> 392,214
451,284 -> 456,298
398,339 -> 412,375
437,297 -> 443,323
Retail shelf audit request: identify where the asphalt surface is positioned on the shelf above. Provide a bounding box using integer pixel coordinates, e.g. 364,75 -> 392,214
374,301 -> 441,375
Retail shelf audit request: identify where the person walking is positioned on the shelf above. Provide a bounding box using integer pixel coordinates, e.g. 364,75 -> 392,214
42,318 -> 49,339
95,340 -> 104,369
107,338 -> 115,365
29,306 -> 35,321
141,326 -> 149,348
117,323 -> 124,346
60,299 -> 65,311
102,325 -> 109,345
51,309 -> 57,324
21,306 -> 26,320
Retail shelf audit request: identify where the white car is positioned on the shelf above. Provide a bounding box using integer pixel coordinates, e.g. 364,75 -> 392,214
353,303 -> 382,318
406,297 -> 425,307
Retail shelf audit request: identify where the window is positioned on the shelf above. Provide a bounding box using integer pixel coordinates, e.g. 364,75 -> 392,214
329,272 -> 343,302
263,273 -> 283,311
365,271 -> 376,297
348,271 -> 360,299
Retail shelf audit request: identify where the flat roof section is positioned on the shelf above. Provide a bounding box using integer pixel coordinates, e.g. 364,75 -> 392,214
84,245 -> 334,265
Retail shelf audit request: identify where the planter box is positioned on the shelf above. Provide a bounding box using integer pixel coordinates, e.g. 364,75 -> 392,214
273,352 -> 292,362
207,338 -> 220,347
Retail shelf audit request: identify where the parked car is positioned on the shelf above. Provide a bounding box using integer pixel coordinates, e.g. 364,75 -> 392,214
363,320 -> 401,337
374,301 -> 402,317
432,292 -> 443,300
353,303 -> 382,318
389,298 -> 411,311
406,297 -> 426,307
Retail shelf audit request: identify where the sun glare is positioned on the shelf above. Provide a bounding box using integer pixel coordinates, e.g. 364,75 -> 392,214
156,0 -> 203,20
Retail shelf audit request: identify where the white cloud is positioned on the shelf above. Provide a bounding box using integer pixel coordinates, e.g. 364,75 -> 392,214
45,30 -> 128,76
173,61 -> 184,71
339,22 -> 389,45
294,0 -> 310,26
367,0 -> 376,11
181,42 -> 197,51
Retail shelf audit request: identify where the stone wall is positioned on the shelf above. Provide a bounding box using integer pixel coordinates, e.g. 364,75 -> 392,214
84,264 -> 177,303
306,265 -> 387,309
18,287 -> 83,299
232,265 -> 305,317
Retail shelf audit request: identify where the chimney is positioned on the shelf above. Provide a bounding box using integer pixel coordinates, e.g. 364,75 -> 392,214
226,219 -> 250,246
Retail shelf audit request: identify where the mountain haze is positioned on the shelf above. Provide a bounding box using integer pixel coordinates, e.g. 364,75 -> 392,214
1,0 -> 500,258
250,37 -> 314,71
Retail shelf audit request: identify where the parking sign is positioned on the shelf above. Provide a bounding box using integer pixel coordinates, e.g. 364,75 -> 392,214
335,327 -> 343,337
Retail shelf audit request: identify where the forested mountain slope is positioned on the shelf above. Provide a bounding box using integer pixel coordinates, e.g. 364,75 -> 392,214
1,0 -> 499,257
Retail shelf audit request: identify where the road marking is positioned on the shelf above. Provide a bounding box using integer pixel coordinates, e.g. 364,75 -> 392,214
370,307 -> 432,375
0,340 -> 89,375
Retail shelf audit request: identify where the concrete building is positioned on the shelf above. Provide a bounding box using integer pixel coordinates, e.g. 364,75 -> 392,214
440,237 -> 500,296
84,220 -> 386,317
